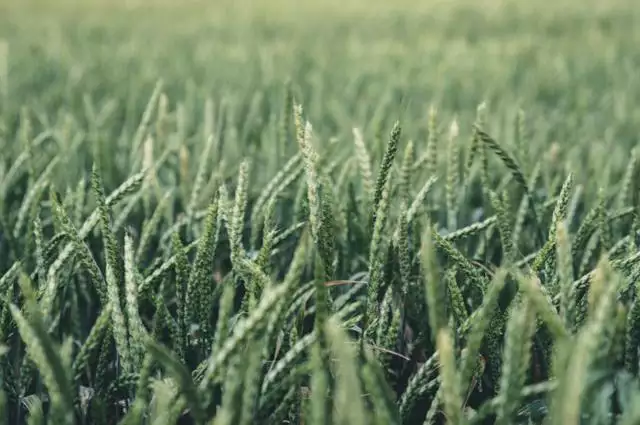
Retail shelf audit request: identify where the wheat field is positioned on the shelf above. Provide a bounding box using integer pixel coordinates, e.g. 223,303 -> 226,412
1,0 -> 640,424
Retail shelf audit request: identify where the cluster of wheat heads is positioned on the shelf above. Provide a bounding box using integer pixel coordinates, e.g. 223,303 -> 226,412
2,84 -> 640,425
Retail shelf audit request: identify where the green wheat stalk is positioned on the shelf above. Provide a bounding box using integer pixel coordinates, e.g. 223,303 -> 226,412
124,233 -> 146,370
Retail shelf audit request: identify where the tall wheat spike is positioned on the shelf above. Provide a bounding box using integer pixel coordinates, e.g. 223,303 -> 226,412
186,197 -> 219,347
294,106 -> 320,240
426,106 -> 438,179
279,79 -> 293,161
465,102 -> 486,178
294,105 -> 331,342
399,140 -> 414,206
446,119 -> 460,230
32,215 -> 45,289
255,196 -> 276,275
124,233 -> 146,370
171,232 -> 189,360
230,159 -> 250,268
364,176 -> 392,338
92,165 -> 131,373
0,39 -> 7,102
371,121 -> 401,230
490,191 -> 515,264
550,173 -> 574,240
396,201 -> 411,296
556,221 -> 576,330
19,107 -> 33,183
597,187 -> 612,251
353,127 -> 374,200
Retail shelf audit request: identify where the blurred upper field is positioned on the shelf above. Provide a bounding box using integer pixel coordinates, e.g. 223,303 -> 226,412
2,0 -> 638,114
1,0 -> 640,186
